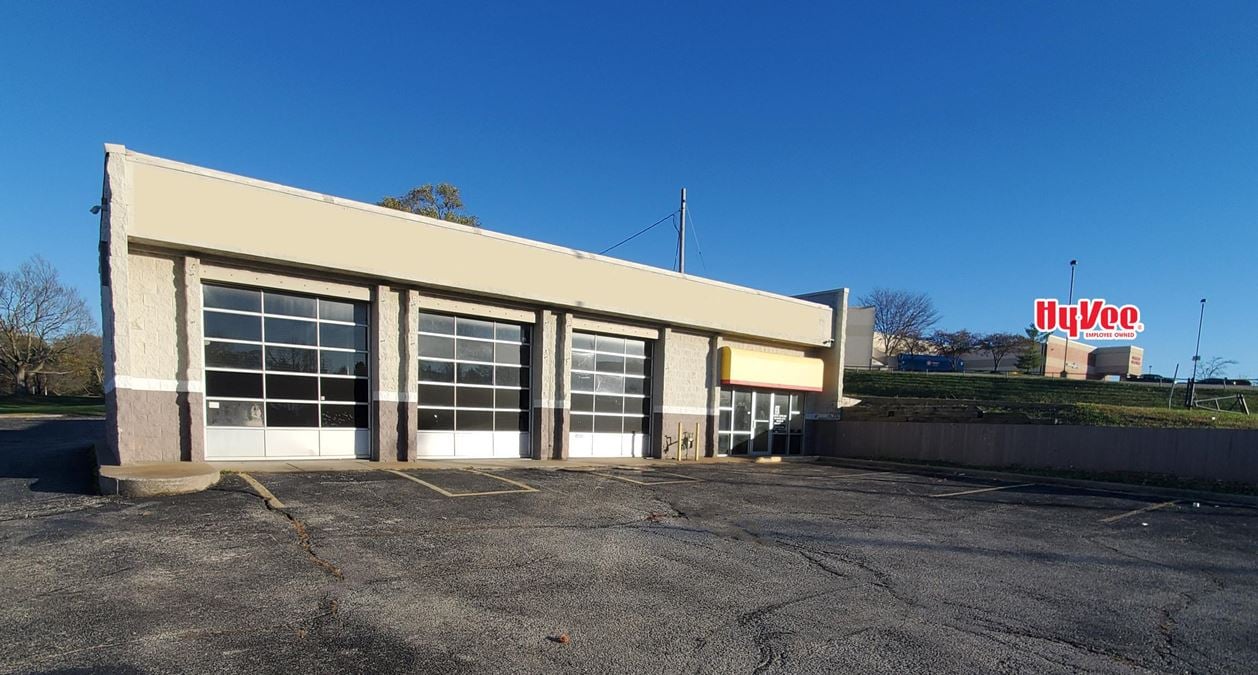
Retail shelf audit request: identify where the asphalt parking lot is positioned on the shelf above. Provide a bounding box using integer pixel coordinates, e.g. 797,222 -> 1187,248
2,419 -> 1256,673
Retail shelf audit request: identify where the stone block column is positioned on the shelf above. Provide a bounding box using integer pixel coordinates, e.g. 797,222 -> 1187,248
99,145 -> 131,466
178,255 -> 205,461
532,309 -> 571,459
370,285 -> 404,461
800,288 -> 849,453
399,290 -> 419,461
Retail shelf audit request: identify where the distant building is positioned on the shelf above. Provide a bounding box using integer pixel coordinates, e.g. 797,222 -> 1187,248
842,312 -> 1144,380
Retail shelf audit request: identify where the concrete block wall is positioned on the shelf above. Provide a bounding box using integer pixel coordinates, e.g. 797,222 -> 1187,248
109,251 -> 194,463
656,328 -> 716,459
371,286 -> 403,461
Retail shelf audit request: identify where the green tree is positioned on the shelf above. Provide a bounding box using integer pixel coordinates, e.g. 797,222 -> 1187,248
378,183 -> 481,227
1017,323 -> 1049,375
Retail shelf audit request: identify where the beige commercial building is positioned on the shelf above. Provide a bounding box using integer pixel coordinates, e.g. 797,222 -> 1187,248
97,146 -> 850,466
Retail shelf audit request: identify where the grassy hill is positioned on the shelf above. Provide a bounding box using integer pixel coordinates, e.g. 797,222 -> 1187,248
845,370 -> 1254,409
843,371 -> 1257,429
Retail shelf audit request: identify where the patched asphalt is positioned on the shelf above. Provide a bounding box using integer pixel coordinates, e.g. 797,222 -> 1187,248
2,419 -> 1256,673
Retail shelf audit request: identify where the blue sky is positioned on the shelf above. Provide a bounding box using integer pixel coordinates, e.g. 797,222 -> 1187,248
2,1 -> 1255,377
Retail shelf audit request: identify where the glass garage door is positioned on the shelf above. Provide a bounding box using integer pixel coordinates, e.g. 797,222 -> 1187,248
717,388 -> 804,456
569,332 -> 651,457
202,284 -> 370,459
416,312 -> 531,458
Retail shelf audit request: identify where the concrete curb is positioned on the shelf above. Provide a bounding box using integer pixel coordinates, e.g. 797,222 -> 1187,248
815,456 -> 1258,507
98,462 -> 221,497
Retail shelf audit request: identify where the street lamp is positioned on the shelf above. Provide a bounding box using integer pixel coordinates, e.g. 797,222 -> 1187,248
1060,259 -> 1077,378
1187,298 -> 1206,407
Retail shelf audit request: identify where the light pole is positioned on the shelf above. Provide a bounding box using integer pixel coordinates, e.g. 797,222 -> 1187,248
1186,298 -> 1206,407
1060,259 -> 1077,378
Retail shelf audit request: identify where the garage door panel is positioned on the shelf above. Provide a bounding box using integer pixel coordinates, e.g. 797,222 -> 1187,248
264,429 -> 322,456
416,431 -> 455,457
203,283 -> 371,460
493,431 -> 529,458
454,431 -> 494,458
569,331 -> 652,458
416,312 -> 532,460
206,428 -> 266,458
319,429 -> 370,458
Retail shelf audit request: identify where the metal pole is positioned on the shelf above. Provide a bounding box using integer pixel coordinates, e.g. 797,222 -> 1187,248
1061,259 -> 1077,378
1187,298 -> 1206,407
678,188 -> 687,274
694,422 -> 701,461
1167,363 -> 1179,408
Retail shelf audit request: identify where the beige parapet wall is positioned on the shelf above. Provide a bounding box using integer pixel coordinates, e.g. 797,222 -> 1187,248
118,147 -> 832,347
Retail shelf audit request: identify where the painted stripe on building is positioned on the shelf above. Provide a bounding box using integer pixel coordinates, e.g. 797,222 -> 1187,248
106,376 -> 204,393
374,391 -> 418,402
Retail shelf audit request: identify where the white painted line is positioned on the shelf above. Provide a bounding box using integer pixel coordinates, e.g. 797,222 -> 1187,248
1099,500 -> 1177,524
238,472 -> 285,509
651,471 -> 702,483
592,471 -> 701,486
930,483 -> 1036,498
386,469 -> 455,497
387,469 -> 538,497
462,469 -> 538,493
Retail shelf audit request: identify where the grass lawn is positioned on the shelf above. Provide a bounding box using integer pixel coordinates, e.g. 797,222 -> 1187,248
0,395 -> 105,416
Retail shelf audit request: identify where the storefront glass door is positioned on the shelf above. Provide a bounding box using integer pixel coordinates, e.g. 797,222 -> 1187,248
718,388 -> 804,456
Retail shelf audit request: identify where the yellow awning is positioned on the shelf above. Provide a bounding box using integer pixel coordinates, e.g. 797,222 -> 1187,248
719,347 -> 824,392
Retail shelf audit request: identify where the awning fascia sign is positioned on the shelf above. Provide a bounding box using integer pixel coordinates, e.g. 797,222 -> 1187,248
719,347 -> 824,392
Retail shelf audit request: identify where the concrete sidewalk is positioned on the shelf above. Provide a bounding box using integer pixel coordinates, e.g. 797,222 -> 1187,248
209,455 -> 816,473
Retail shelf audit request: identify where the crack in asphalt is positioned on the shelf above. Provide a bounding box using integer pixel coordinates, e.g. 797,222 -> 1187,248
967,616 -> 1157,671
216,483 -> 343,582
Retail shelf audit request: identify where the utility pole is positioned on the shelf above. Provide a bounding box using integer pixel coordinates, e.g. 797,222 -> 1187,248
677,188 -> 687,274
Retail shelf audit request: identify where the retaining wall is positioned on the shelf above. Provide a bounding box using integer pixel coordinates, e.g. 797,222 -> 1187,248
815,421 -> 1258,484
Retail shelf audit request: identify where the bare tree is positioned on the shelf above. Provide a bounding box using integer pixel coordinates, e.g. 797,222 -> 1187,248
1197,357 -> 1238,380
858,288 -> 940,357
979,332 -> 1026,372
928,330 -> 980,360
0,257 -> 95,395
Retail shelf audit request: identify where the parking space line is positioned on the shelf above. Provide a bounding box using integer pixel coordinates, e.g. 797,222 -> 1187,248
386,469 -> 537,498
386,469 -> 456,496
1099,500 -> 1177,524
592,471 -> 702,486
930,482 -> 1036,498
462,469 -> 539,493
237,472 -> 286,509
